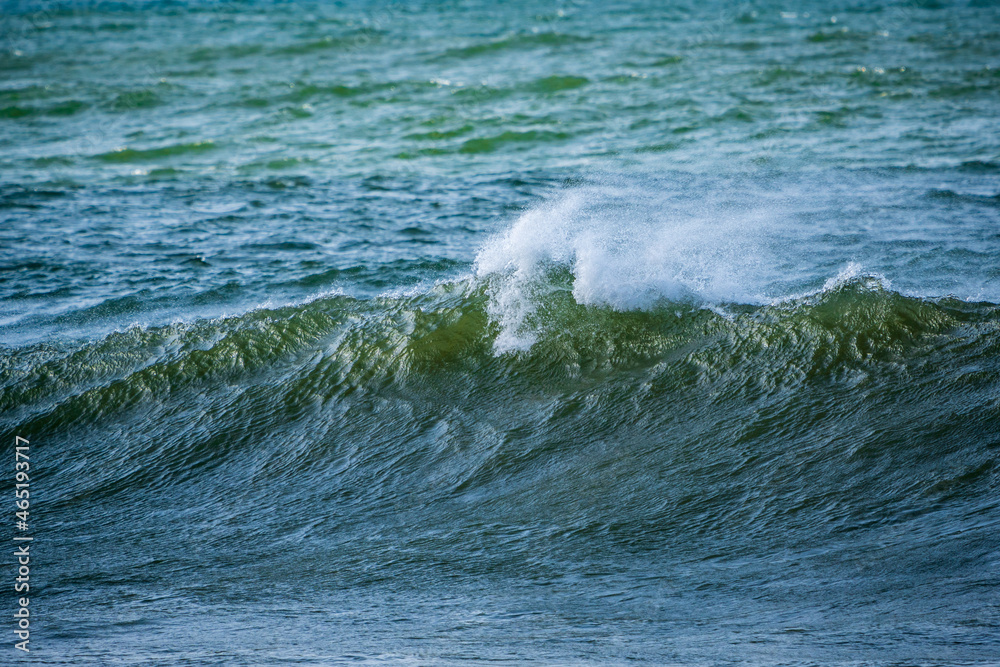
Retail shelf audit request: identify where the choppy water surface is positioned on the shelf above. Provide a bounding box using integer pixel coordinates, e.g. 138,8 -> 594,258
2,0 -> 999,664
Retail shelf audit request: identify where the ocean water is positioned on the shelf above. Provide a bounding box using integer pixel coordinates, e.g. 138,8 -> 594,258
2,0 -> 1000,664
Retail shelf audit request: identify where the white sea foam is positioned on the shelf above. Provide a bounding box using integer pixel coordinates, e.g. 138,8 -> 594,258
474,172 -> 1000,353
769,262 -> 893,307
474,179 -> 777,352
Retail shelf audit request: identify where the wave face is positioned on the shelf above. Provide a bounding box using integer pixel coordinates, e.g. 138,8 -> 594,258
4,241 -> 999,664
3,0 -> 1000,663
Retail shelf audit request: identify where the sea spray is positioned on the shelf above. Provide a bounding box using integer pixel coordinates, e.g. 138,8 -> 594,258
475,178 -> 778,351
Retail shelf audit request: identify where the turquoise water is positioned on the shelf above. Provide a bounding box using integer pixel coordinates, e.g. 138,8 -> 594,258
2,0 -> 1000,664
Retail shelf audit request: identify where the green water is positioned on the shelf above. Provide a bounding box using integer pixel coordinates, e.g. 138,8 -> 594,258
1,0 -> 999,664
